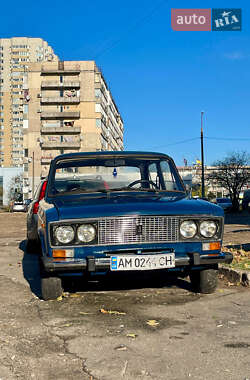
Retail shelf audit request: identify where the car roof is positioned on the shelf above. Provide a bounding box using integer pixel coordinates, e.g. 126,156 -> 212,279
52,151 -> 172,163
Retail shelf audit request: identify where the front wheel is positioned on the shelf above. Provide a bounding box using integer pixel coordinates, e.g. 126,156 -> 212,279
41,276 -> 63,300
189,268 -> 218,294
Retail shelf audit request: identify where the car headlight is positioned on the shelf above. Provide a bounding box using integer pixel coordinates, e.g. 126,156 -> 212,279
180,220 -> 197,238
55,225 -> 75,244
200,221 -> 217,238
77,224 -> 96,243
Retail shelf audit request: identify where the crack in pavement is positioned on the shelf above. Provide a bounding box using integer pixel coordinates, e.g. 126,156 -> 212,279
35,303 -> 100,380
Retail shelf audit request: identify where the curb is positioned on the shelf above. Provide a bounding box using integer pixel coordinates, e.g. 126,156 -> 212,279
219,266 -> 250,286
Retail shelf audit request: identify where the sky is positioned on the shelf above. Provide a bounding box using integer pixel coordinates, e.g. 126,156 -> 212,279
1,0 -> 250,166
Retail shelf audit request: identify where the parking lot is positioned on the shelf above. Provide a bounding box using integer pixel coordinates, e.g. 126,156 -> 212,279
0,212 -> 250,380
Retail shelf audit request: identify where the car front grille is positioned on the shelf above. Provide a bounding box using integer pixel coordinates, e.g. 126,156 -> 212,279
98,216 -> 179,245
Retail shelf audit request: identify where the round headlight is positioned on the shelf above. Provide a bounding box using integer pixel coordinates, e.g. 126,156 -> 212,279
77,224 -> 96,243
55,225 -> 75,244
180,220 -> 197,238
200,221 -> 217,238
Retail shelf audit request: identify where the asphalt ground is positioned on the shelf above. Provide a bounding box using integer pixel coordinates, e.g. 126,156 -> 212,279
0,212 -> 249,380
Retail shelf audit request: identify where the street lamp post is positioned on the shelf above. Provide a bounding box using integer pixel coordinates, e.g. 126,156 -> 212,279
201,111 -> 205,199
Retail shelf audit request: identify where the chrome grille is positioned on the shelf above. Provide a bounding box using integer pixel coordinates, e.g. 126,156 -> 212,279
98,216 -> 179,245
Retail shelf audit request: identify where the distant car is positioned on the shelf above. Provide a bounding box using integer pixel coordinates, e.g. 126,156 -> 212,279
11,200 -> 26,212
239,190 -> 250,210
216,198 -> 232,212
26,179 -> 47,252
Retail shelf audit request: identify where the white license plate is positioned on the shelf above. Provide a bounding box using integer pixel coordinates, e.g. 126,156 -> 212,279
110,253 -> 175,271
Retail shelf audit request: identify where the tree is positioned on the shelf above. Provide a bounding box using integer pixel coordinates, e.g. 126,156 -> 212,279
207,152 -> 250,211
7,173 -> 23,203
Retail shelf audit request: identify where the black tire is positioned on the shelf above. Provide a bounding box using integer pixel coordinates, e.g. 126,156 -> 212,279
190,268 -> 218,294
26,239 -> 41,254
41,276 -> 63,301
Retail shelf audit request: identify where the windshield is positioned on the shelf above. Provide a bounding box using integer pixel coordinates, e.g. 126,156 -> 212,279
48,156 -> 185,195
217,198 -> 231,203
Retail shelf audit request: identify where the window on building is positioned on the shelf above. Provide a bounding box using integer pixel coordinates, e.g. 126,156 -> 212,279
95,89 -> 101,98
95,104 -> 101,113
96,119 -> 101,127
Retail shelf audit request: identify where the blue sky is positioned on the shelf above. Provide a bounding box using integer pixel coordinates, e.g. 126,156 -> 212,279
1,0 -> 250,166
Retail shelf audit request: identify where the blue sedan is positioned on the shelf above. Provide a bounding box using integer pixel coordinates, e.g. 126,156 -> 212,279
37,151 -> 233,300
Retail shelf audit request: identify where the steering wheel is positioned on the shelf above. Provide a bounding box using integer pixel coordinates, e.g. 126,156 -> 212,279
128,179 -> 158,189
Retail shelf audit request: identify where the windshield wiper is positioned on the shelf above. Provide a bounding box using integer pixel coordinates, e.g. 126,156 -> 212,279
105,187 -> 161,193
57,188 -> 108,195
57,187 -> 165,197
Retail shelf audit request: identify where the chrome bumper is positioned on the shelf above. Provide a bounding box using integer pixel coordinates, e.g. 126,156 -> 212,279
42,251 -> 233,273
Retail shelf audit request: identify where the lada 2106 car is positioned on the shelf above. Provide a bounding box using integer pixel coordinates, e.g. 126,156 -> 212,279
38,151 -> 233,300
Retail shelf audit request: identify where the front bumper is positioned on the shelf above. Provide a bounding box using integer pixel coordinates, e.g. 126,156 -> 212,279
42,251 -> 233,273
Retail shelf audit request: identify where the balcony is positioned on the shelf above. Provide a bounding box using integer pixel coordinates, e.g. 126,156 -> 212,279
41,141 -> 81,149
41,65 -> 80,75
41,111 -> 80,120
41,81 -> 80,89
41,126 -> 81,134
41,97 -> 80,105
41,156 -> 53,165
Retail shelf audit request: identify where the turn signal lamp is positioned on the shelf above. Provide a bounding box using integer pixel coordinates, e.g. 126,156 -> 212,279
202,242 -> 221,252
52,249 -> 74,258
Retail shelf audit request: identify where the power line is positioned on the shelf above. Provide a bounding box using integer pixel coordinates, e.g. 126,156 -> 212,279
147,137 -> 200,150
93,0 -> 168,59
132,135 -> 250,151
205,136 -> 250,141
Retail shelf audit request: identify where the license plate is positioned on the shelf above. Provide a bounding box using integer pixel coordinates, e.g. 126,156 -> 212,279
110,253 -> 175,271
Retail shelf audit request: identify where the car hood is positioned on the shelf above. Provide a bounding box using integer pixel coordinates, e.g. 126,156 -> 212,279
49,193 -> 223,220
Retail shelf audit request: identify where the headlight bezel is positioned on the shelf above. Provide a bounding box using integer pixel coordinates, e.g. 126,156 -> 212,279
179,218 -> 222,241
51,222 -> 98,246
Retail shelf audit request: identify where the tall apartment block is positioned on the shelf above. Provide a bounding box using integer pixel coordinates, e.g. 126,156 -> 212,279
0,37 -> 58,168
23,60 -> 124,195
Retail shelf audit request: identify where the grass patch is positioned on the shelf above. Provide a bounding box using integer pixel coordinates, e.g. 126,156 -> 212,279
223,246 -> 250,271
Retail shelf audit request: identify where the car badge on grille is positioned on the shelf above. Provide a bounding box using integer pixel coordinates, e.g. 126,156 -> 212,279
135,224 -> 143,236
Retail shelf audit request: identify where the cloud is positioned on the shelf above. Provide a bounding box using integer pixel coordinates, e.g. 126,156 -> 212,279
223,51 -> 248,60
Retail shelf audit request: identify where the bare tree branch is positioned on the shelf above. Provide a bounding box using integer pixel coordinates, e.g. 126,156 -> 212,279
207,151 -> 250,210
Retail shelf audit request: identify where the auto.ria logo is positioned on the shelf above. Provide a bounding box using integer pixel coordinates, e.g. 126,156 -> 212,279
212,9 -> 241,31
171,8 -> 242,31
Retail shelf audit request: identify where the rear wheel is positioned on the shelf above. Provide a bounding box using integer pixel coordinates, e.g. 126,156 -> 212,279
41,276 -> 63,301
189,268 -> 218,294
26,239 -> 41,254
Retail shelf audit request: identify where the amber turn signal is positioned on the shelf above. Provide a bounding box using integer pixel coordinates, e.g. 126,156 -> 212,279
52,249 -> 66,258
209,242 -> 221,251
